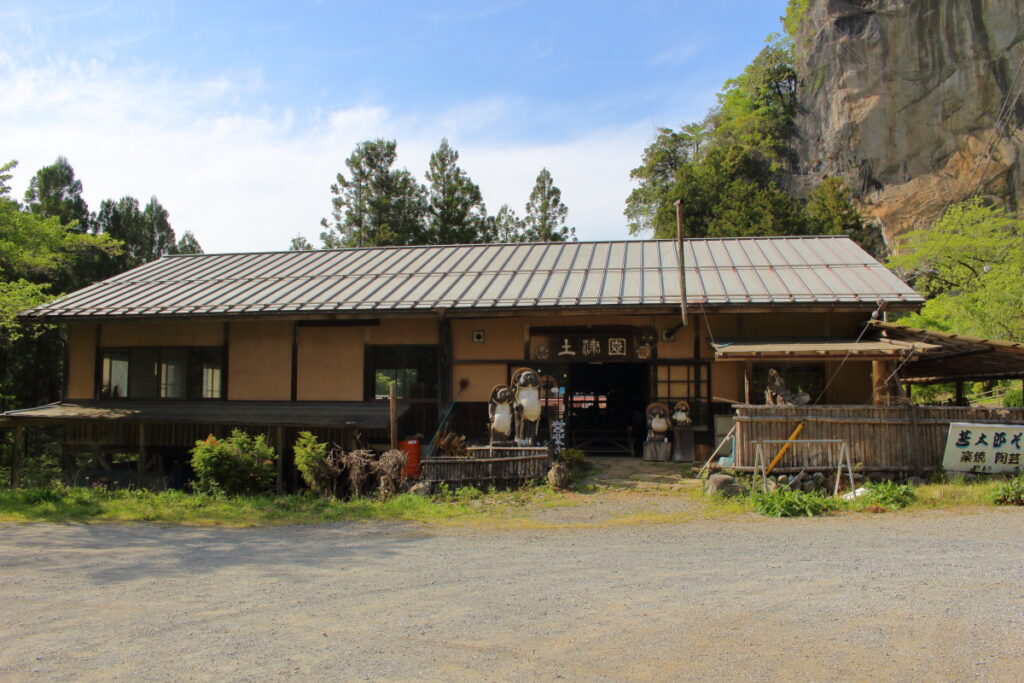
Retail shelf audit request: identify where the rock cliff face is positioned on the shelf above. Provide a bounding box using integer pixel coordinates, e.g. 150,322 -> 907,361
791,0 -> 1024,247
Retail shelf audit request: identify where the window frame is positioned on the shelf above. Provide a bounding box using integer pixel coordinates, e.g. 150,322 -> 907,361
96,346 -> 226,401
363,344 -> 440,402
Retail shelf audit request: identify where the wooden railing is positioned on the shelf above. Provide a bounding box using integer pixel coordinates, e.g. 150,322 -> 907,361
732,404 -> 1024,472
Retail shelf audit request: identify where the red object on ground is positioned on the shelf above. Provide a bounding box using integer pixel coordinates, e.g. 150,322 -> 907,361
399,439 -> 421,479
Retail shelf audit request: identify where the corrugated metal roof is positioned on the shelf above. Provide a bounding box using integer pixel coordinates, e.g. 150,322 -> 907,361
21,237 -> 923,320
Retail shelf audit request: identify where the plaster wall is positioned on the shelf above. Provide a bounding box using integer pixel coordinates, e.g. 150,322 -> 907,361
452,363 -> 508,403
227,321 -> 292,400
99,321 -> 224,347
367,317 -> 438,345
452,318 -> 525,361
66,323 -> 97,400
295,326 -> 364,401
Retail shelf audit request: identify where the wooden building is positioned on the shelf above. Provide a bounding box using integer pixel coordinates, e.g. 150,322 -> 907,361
4,236 -> 937,484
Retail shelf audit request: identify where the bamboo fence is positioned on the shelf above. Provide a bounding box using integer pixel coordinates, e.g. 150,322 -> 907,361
732,404 -> 1024,472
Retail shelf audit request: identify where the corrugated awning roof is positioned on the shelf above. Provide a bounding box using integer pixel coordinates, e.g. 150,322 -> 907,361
2,401 -> 408,430
871,321 -> 1024,382
20,237 -> 923,320
712,338 -> 936,360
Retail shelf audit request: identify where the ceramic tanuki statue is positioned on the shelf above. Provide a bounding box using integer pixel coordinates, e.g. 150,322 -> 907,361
511,368 -> 543,445
646,402 -> 671,441
488,384 -> 514,445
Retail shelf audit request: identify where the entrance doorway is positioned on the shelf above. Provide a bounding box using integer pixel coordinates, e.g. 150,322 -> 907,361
535,362 -> 648,456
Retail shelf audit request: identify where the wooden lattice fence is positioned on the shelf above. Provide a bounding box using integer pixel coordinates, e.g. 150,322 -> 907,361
420,446 -> 550,486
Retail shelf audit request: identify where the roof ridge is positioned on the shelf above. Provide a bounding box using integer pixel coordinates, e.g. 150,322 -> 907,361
165,235 -> 855,259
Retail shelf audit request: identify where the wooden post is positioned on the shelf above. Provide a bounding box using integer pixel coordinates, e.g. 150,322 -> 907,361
11,423 -> 24,488
955,380 -> 965,406
871,361 -> 890,406
276,426 -> 286,495
743,361 -> 752,404
389,382 -> 398,451
674,199 -> 687,327
137,423 -> 146,488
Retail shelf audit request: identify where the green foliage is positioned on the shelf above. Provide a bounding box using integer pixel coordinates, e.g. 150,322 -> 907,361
522,168 -> 576,242
174,231 -> 203,255
1004,388 -> 1023,408
992,474 -> 1024,506
320,139 -> 427,247
454,485 -> 484,503
489,204 -> 528,243
424,138 -> 492,244
289,235 -> 315,250
805,177 -> 885,256
189,430 -> 276,495
752,488 -> 837,517
292,431 -> 336,497
889,198 -> 1024,342
92,195 -> 180,273
23,155 -> 91,234
781,0 -> 810,43
555,448 -> 594,481
860,481 -> 917,510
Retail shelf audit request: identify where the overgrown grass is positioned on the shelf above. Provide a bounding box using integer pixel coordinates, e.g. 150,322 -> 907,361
0,487 -> 506,527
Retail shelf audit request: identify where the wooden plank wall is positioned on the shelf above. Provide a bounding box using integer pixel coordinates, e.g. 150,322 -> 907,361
733,405 -> 1024,472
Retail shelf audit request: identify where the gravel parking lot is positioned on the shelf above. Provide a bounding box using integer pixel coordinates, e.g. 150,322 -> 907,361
2,509 -> 1022,682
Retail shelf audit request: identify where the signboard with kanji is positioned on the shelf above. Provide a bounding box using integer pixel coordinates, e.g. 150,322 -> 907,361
530,333 -> 655,362
942,422 -> 1024,474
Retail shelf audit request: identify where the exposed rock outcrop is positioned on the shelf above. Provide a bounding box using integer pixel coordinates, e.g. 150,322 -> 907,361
790,0 -> 1024,247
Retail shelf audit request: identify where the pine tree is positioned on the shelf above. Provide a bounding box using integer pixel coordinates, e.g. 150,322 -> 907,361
320,139 -> 426,247
423,138 -> 491,244
522,168 -> 575,242
24,156 -> 91,233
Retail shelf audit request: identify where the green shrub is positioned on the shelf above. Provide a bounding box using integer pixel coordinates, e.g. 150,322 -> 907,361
752,488 -> 836,517
1003,388 -> 1023,408
292,431 -> 339,497
190,430 -> 276,495
992,474 -> 1024,505
861,480 -> 917,510
454,485 -> 484,503
556,448 -> 594,481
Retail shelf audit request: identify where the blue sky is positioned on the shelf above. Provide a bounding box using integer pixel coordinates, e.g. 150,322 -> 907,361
1,0 -> 789,252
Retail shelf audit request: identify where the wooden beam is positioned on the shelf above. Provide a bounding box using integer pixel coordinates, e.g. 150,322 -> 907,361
743,361 -> 752,404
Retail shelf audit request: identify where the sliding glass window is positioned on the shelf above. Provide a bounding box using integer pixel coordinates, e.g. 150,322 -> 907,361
99,347 -> 224,400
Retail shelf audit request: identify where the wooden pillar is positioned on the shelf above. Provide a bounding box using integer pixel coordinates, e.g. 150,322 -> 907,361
437,314 -> 452,424
276,426 -> 285,495
743,361 -> 752,404
389,382 -> 398,451
137,423 -> 146,488
871,360 -> 892,406
955,380 -> 965,406
11,423 -> 24,488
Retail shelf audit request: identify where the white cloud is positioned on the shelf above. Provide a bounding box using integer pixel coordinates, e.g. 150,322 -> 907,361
1,58 -> 657,253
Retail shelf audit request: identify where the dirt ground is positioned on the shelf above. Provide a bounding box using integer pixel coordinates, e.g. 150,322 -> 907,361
2,485 -> 1022,682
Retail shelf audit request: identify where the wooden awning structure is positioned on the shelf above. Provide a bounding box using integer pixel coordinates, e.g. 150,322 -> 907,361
1,400 -> 409,430
872,321 -> 1024,382
712,338 -> 935,361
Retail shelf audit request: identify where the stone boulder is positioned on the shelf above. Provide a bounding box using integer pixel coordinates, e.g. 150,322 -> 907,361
705,474 -> 743,497
547,462 -> 571,490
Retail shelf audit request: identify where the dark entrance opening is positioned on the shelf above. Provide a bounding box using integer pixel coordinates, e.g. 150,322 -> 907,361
535,362 -> 648,457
